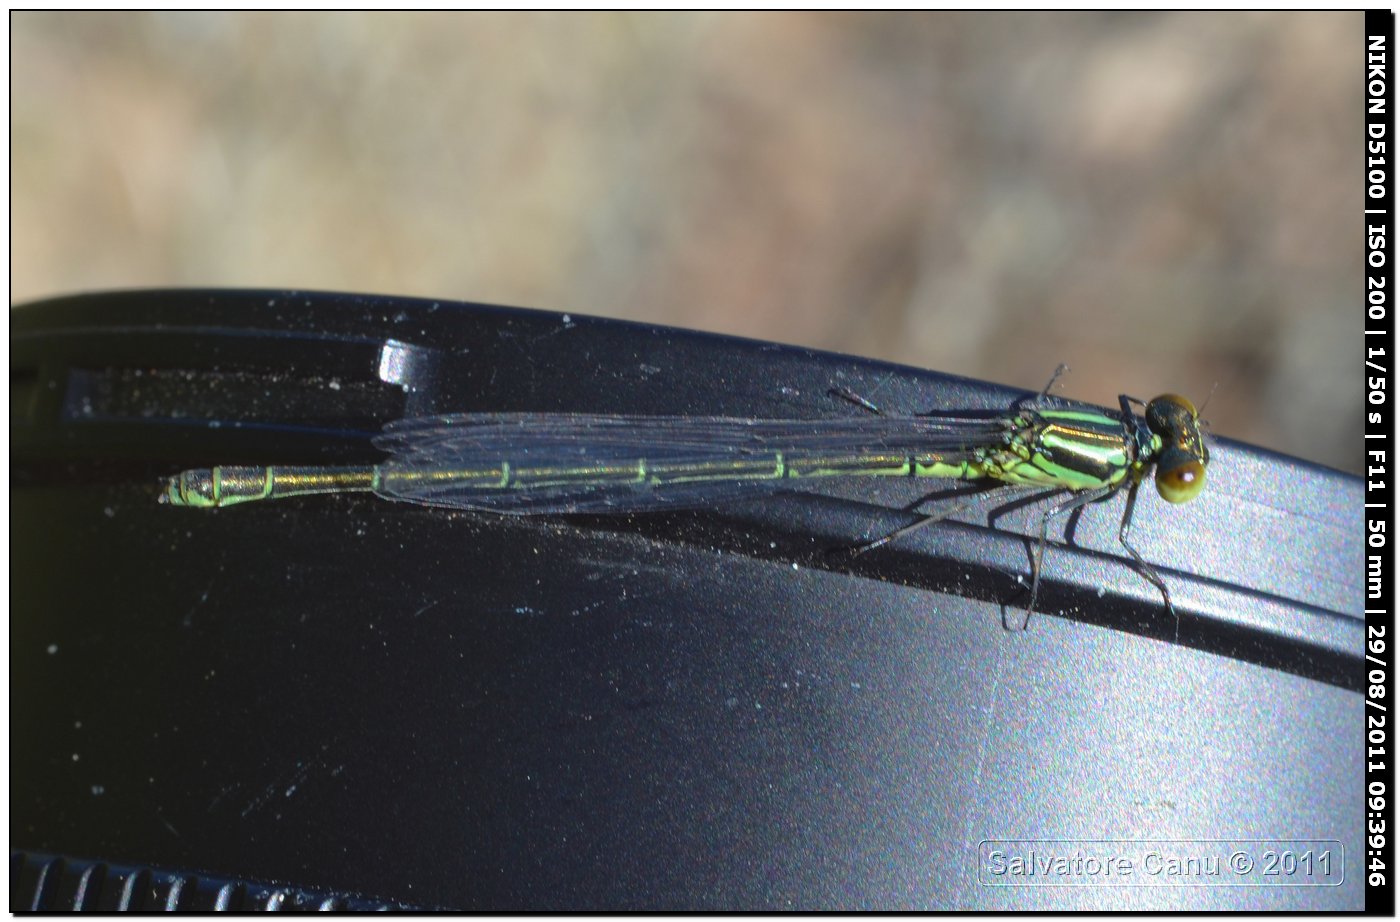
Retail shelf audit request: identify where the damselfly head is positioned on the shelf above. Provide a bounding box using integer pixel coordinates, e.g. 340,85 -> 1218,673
1144,394 -> 1210,504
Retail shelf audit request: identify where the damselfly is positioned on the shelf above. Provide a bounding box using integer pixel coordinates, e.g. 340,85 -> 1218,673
163,369 -> 1209,634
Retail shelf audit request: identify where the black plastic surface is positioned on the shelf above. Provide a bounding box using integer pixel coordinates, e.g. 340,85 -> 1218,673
11,289 -> 1364,909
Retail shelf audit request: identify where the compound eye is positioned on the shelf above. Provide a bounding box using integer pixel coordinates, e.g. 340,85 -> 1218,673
1145,394 -> 1199,438
1155,457 -> 1207,504
1155,394 -> 1198,416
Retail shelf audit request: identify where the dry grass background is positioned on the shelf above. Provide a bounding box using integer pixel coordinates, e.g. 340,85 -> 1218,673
12,12 -> 1361,471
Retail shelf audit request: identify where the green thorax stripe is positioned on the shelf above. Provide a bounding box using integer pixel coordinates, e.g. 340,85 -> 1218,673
1001,407 -> 1137,490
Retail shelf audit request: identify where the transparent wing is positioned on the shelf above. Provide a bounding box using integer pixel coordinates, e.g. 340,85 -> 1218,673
371,412 -> 1012,514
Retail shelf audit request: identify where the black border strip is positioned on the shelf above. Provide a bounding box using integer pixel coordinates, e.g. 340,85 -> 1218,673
1365,8 -> 1395,915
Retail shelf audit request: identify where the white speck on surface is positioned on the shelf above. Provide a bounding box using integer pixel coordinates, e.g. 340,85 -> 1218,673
285,784 -> 297,797
328,379 -> 341,391
377,339 -> 412,385
561,314 -> 572,324
46,644 -> 58,655
103,506 -> 115,518
72,753 -> 80,762
91,785 -> 105,796
74,721 -> 82,729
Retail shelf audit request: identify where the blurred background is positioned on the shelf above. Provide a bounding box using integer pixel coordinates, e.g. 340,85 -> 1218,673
12,11 -> 1361,471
